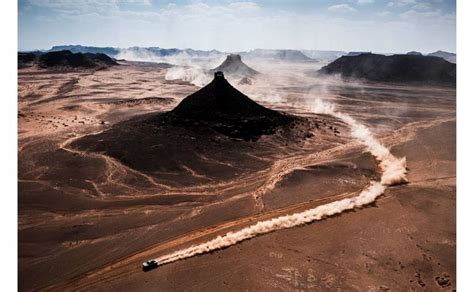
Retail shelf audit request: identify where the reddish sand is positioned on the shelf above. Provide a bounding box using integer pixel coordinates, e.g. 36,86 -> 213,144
18,61 -> 455,291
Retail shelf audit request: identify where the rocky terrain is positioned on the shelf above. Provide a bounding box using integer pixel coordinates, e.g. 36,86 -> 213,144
18,59 -> 456,291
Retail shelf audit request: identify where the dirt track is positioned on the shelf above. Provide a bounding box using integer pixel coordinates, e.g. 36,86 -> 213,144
44,190 -> 357,290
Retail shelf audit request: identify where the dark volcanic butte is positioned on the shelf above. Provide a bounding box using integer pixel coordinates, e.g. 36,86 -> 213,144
318,53 -> 456,86
166,71 -> 294,140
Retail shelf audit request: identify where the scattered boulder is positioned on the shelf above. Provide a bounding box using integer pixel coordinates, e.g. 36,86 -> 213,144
238,77 -> 253,85
435,273 -> 451,288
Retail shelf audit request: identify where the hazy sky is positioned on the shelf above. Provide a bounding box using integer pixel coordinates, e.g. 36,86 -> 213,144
18,0 -> 456,53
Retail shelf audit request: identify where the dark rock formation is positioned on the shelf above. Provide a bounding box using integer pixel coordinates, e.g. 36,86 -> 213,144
38,50 -> 118,69
164,71 -> 294,140
18,52 -> 40,68
210,54 -> 258,78
72,72 -> 312,178
318,53 -> 455,86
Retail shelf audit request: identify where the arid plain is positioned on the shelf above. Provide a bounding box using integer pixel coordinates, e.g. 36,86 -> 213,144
18,60 -> 455,291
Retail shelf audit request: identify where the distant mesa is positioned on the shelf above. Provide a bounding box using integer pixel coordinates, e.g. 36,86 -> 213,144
39,50 -> 118,69
301,50 -> 346,62
165,71 -> 294,140
406,51 -> 423,56
241,49 -> 314,62
210,54 -> 259,80
18,50 -> 119,69
318,53 -> 456,86
274,50 -> 313,62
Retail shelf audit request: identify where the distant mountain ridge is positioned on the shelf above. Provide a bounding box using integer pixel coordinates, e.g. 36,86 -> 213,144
26,45 -> 456,64
46,45 -> 320,62
427,50 -> 456,64
48,45 -> 216,58
49,45 -> 120,56
401,50 -> 456,63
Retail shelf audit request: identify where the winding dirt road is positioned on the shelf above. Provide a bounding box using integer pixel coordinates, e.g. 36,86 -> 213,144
43,189 -> 357,291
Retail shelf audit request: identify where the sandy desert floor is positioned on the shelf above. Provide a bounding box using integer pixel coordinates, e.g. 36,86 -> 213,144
18,61 -> 455,291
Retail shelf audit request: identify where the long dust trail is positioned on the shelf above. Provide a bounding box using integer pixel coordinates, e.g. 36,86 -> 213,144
155,98 -> 408,265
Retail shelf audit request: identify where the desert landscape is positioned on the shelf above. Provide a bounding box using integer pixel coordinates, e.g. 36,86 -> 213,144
17,48 -> 455,291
